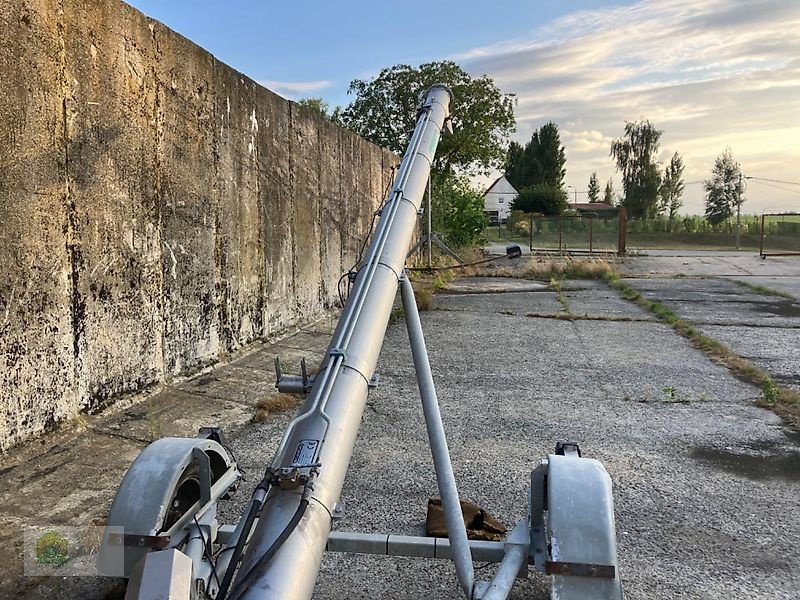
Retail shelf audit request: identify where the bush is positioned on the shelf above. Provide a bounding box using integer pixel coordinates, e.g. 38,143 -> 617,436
511,183 -> 568,215
431,175 -> 487,247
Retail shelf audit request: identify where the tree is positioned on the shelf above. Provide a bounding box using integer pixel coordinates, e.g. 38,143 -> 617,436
504,122 -> 566,190
297,97 -> 330,117
603,179 -> 615,205
587,172 -> 600,203
704,149 -> 744,225
510,183 -> 568,216
504,141 -> 526,190
431,177 -> 487,247
339,61 -> 515,178
659,152 -> 685,219
610,120 -> 663,219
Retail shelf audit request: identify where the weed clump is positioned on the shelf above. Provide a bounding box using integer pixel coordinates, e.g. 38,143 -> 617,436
253,393 -> 300,423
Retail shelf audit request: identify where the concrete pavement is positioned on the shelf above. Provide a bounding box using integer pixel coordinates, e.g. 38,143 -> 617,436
1,254 -> 799,599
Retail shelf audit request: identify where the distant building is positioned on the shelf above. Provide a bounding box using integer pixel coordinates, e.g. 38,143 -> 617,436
483,176 -> 518,224
570,202 -> 617,215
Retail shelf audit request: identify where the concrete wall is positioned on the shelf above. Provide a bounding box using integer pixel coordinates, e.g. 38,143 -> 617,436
0,0 -> 396,451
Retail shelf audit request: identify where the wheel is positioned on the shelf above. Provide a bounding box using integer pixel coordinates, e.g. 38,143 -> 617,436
162,464 -> 202,533
97,437 -> 237,578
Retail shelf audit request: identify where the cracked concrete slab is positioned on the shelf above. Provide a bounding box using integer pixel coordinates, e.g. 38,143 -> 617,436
621,252 -> 800,300
3,258 -> 799,599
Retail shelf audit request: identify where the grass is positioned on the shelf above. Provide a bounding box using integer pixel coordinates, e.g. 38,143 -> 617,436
253,393 -> 300,423
487,257 -> 617,282
548,277 -> 574,317
729,279 -> 796,300
414,287 -> 434,311
604,272 -> 800,426
482,254 -> 800,425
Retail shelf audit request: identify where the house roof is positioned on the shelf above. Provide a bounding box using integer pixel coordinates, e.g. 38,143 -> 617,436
482,175 -> 519,197
572,202 -> 616,211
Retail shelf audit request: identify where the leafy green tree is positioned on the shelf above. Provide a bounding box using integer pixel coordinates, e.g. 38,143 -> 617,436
510,183 -> 568,216
603,179 -> 615,205
610,120 -> 663,219
505,122 -> 566,190
339,61 -> 515,177
431,176 -> 487,247
704,149 -> 744,225
659,152 -> 685,219
297,97 -> 330,117
587,172 -> 600,203
504,141 -> 526,189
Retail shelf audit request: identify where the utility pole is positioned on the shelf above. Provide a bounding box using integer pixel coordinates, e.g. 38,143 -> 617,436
567,185 -> 578,205
736,172 -> 742,250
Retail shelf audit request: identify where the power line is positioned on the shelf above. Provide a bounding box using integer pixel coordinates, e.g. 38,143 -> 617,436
747,179 -> 800,195
745,176 -> 800,186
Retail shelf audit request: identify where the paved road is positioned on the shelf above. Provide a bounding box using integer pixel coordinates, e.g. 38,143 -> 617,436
2,253 -> 799,599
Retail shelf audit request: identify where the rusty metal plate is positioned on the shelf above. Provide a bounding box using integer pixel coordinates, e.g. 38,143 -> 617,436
546,560 -> 616,579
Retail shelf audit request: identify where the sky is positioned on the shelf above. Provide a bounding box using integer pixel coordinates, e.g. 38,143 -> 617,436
126,0 -> 800,215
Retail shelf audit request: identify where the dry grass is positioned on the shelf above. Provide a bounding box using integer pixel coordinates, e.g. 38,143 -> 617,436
488,256 -> 800,427
414,287 -> 434,311
253,393 -> 301,423
479,256 -> 617,282
606,274 -> 800,427
523,257 -> 616,280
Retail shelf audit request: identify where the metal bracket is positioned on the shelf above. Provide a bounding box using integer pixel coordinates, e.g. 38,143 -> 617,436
197,426 -> 226,445
546,561 -> 616,579
368,373 -> 380,389
554,441 -> 581,458
275,357 -> 316,395
332,502 -> 345,521
192,446 -> 212,506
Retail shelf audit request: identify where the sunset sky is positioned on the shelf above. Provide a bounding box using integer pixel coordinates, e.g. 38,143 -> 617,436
128,0 -> 800,215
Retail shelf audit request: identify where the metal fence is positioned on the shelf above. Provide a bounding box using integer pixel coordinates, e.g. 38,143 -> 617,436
489,210 -> 625,255
760,213 -> 800,257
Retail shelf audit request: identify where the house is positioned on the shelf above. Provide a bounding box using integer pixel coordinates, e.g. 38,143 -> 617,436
483,176 -> 518,224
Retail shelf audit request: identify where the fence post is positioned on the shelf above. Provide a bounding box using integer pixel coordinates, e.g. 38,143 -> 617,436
559,218 -> 563,254
529,214 -> 533,252
589,217 -> 594,253
760,214 -> 765,258
617,207 -> 627,255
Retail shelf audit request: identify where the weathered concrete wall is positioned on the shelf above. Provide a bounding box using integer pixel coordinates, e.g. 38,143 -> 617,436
0,0 -> 396,450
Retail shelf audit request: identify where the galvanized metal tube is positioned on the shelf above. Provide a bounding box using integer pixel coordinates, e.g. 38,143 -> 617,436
399,274 -> 474,597
236,85 -> 453,600
267,107 -> 432,468
479,522 -> 530,600
326,531 -> 506,563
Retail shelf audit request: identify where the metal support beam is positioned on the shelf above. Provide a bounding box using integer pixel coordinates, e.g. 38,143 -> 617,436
474,522 -> 529,600
326,531 -> 506,563
399,274 -> 474,598
228,85 -> 454,600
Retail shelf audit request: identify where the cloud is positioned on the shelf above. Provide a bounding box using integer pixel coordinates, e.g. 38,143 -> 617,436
258,79 -> 334,99
458,0 -> 800,214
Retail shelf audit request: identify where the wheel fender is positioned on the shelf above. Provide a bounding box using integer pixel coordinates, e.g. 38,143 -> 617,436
97,437 -> 234,577
540,454 -> 624,599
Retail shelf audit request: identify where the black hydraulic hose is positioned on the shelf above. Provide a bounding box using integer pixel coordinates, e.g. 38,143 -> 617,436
225,497 -> 310,600
216,493 -> 262,600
